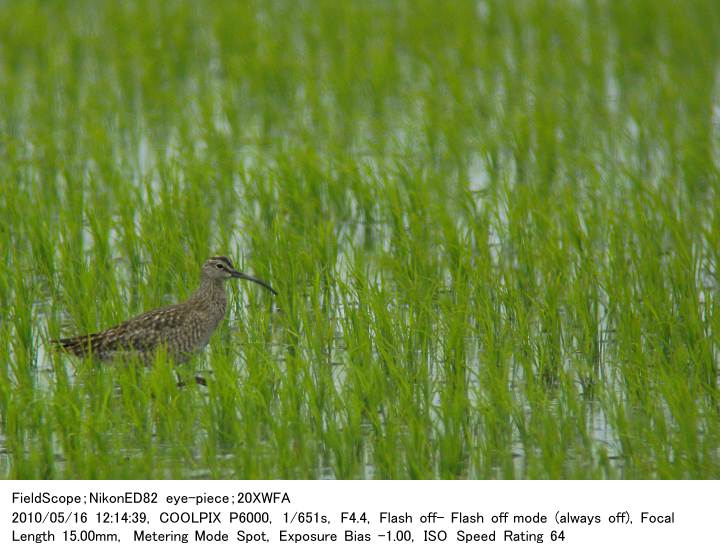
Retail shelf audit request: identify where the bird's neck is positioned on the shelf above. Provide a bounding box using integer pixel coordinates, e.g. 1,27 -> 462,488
190,277 -> 227,308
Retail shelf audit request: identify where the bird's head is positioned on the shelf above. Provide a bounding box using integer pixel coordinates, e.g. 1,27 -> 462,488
201,256 -> 277,295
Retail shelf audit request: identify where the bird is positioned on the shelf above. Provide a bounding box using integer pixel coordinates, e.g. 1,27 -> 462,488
52,256 -> 277,368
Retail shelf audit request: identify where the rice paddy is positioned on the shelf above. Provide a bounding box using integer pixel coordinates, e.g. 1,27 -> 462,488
1,0 -> 719,479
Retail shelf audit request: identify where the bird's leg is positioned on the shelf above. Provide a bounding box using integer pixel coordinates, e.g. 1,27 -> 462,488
175,372 -> 206,387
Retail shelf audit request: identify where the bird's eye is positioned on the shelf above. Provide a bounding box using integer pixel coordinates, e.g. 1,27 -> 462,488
216,264 -> 224,269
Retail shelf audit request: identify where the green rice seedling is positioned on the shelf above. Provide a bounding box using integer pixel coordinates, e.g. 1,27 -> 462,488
0,0 -> 718,479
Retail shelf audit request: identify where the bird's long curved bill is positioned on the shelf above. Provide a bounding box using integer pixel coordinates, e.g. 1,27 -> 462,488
230,270 -> 278,295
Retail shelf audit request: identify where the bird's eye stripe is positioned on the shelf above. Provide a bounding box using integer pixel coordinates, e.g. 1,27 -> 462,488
209,256 -> 233,268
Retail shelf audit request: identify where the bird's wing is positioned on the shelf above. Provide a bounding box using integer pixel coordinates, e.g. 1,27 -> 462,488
54,303 -> 192,356
96,304 -> 192,350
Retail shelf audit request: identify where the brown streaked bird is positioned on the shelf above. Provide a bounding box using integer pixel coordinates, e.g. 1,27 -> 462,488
52,256 -> 277,366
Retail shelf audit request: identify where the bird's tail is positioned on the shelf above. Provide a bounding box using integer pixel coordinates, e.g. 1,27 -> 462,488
51,334 -> 101,357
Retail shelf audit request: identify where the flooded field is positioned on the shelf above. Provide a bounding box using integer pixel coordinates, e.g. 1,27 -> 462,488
1,0 -> 719,479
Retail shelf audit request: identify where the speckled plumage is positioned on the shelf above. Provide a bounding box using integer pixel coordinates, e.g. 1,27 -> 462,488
53,256 -> 276,364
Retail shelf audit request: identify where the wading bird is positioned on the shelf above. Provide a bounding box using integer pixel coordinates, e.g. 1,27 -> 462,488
53,256 -> 276,376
